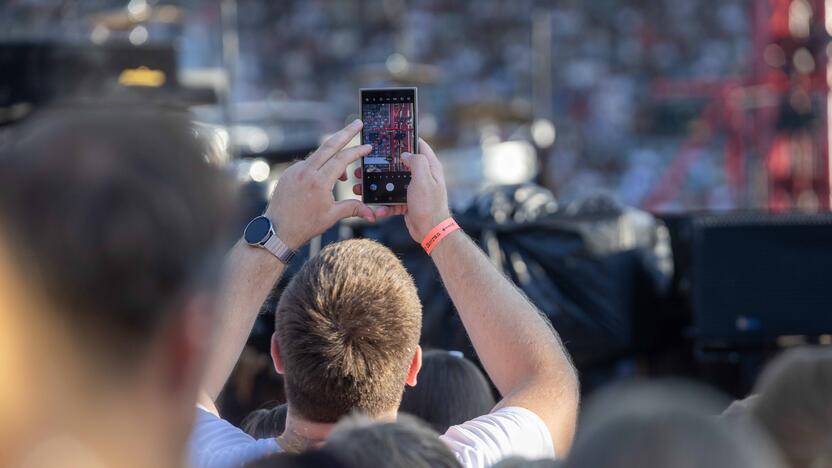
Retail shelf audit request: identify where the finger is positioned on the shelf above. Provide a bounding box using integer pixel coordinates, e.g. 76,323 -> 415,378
389,205 -> 407,216
332,199 -> 376,222
418,138 -> 443,183
401,152 -> 433,185
352,184 -> 362,196
373,205 -> 402,219
307,119 -> 363,169
319,144 -> 372,182
354,167 -> 362,179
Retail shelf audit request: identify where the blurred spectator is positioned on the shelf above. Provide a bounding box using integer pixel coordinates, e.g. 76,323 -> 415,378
244,451 -> 348,468
323,414 -> 461,468
399,349 -> 496,433
751,347 -> 832,468
565,380 -> 785,468
492,458 -> 561,468
0,105 -> 235,468
242,404 -> 289,439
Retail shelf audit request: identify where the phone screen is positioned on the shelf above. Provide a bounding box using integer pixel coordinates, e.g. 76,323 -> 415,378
360,88 -> 417,205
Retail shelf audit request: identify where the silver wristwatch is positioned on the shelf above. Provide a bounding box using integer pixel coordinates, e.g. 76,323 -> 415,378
242,215 -> 296,265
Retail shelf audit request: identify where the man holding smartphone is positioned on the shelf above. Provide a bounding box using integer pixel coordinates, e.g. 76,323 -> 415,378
192,119 -> 579,467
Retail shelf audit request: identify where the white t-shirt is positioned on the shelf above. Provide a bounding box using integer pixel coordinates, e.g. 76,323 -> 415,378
189,406 -> 554,468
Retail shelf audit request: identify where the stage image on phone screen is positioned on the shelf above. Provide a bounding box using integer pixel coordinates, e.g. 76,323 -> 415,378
361,88 -> 416,204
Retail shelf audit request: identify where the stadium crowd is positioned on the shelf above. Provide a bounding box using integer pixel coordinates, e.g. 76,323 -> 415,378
228,0 -> 751,210
1,104 -> 831,468
0,0 -> 754,210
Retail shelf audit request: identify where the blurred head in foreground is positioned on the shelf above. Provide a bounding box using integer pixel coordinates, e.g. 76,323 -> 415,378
399,349 -> 495,433
565,380 -> 785,468
0,105 -> 235,468
243,451 -> 348,468
751,347 -> 832,468
491,457 -> 561,468
322,414 -> 461,468
242,404 -> 289,439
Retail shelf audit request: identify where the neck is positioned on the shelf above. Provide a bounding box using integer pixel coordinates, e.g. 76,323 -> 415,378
277,407 -> 334,453
277,406 -> 399,453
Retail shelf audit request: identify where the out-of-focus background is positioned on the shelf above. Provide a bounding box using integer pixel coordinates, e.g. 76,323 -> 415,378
3,0 -> 832,423
5,0 -> 830,212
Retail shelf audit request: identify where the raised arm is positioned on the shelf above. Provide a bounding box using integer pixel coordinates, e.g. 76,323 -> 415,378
201,120 -> 386,401
401,141 -> 580,456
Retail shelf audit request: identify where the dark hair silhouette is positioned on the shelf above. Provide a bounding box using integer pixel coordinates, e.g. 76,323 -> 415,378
399,349 -> 495,433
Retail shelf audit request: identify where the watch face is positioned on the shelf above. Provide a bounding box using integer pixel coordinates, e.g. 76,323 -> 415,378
244,216 -> 271,244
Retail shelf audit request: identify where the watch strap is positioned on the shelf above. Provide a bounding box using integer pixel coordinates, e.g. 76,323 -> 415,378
262,231 -> 296,265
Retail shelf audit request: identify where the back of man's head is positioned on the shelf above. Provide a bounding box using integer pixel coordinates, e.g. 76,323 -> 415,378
0,104 -> 235,466
0,104 -> 234,375
323,414 -> 460,468
400,349 -> 495,433
275,239 -> 422,422
752,347 -> 832,468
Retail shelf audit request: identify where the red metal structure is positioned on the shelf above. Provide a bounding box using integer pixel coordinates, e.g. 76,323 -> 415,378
643,0 -> 831,211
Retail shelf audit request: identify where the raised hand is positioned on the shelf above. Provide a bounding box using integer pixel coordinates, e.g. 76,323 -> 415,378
265,119 -> 381,249
401,139 -> 451,242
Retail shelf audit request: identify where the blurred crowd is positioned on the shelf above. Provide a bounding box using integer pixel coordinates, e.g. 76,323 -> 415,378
1,0 -> 765,211
229,0 -> 752,210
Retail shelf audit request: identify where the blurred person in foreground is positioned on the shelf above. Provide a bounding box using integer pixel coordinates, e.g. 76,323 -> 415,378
562,381 -> 785,468
192,120 -> 579,467
243,451 -> 347,468
491,457 -> 561,468
321,413 -> 461,468
0,230 -> 67,468
399,349 -> 496,433
0,106 -> 236,468
748,347 -> 832,468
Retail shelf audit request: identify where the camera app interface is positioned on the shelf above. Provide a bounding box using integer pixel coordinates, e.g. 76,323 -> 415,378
361,89 -> 416,204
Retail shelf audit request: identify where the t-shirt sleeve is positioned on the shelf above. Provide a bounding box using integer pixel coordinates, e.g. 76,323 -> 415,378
188,406 -> 281,468
440,406 -> 555,468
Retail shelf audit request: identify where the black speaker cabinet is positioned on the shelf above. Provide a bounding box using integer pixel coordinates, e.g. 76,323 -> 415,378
690,213 -> 832,342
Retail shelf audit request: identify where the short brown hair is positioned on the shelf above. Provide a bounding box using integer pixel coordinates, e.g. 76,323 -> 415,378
275,239 -> 422,422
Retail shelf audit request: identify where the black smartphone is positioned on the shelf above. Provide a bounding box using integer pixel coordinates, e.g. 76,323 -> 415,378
360,87 -> 417,205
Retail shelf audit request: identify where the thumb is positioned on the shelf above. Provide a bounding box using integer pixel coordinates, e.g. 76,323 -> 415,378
332,199 -> 376,222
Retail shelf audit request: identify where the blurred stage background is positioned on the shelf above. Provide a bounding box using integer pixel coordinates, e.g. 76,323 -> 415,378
3,0 -> 832,422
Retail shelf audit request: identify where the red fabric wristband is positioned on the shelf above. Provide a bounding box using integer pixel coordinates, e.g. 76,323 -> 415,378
421,218 -> 460,255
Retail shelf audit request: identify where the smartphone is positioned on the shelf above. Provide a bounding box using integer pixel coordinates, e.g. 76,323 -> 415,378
360,87 -> 417,205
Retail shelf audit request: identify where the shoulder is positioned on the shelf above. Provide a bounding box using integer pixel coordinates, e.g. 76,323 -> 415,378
440,406 -> 555,468
189,406 -> 282,468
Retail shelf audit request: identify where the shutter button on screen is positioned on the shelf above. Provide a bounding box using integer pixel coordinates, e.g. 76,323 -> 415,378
385,182 -> 395,192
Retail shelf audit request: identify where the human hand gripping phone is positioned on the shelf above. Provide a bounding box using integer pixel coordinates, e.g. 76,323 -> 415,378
360,87 -> 417,205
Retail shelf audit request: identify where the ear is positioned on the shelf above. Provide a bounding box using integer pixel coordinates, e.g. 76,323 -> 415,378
271,332 -> 285,375
405,345 -> 422,387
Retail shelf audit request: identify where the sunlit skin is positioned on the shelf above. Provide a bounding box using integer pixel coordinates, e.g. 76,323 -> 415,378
0,233 -> 91,467
0,232 -> 211,468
